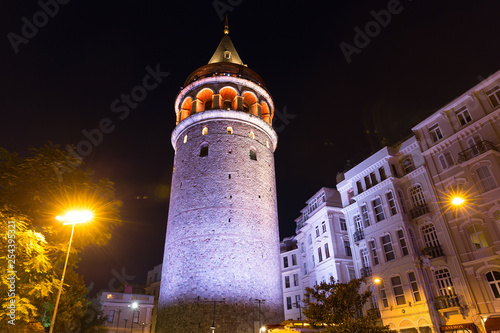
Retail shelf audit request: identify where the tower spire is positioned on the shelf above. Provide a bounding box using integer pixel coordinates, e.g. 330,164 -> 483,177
224,14 -> 229,35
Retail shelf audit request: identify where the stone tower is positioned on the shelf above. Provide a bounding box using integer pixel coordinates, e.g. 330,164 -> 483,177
157,20 -> 283,333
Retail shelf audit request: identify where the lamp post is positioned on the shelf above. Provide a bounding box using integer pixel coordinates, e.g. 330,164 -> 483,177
49,210 -> 92,333
254,299 -> 266,333
129,301 -> 139,332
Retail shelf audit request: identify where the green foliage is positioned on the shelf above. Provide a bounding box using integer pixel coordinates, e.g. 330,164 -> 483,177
303,278 -> 393,333
0,143 -> 122,330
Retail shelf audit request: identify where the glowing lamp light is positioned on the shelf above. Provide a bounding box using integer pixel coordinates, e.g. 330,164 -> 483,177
451,196 -> 465,206
373,277 -> 381,284
131,301 -> 139,309
56,210 -> 93,225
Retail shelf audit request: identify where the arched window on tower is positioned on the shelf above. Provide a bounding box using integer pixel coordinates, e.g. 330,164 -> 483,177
200,143 -> 209,157
250,149 -> 257,161
227,127 -> 233,135
202,127 -> 208,136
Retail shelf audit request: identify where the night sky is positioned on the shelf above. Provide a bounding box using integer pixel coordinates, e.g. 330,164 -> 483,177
2,0 -> 499,291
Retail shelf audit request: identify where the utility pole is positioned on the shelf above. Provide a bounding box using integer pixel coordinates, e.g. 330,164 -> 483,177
254,299 -> 266,333
203,298 -> 226,333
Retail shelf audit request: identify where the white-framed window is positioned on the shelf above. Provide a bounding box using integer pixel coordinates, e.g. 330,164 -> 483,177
292,254 -> 297,266
379,167 -> 387,181
354,215 -> 363,233
348,268 -> 356,281
386,191 -> 397,215
361,247 -> 370,268
308,234 -> 312,245
397,190 -> 408,214
369,240 -> 379,265
467,134 -> 483,157
402,157 -> 414,174
324,243 -> 330,258
340,217 -> 347,231
486,271 -> 500,298
372,197 -> 385,222
364,175 -> 372,189
315,225 -> 320,238
397,229 -> 409,256
293,273 -> 299,287
435,268 -> 455,297
429,124 -> 443,143
311,255 -> 315,267
455,106 -> 472,126
422,223 -> 440,248
438,152 -> 454,170
318,247 -> 323,262
356,180 -> 363,194
486,85 -> 500,108
408,271 -> 421,302
344,240 -> 352,257
133,311 -> 140,323
283,256 -> 289,268
322,221 -> 327,233
303,262 -> 307,275
409,184 -> 426,207
391,275 -> 406,305
300,242 -> 305,253
370,172 -> 378,186
286,296 -> 292,309
475,165 -> 497,192
381,234 -> 395,261
379,283 -> 389,308
285,276 -> 290,288
361,205 -> 371,227
468,224 -> 488,249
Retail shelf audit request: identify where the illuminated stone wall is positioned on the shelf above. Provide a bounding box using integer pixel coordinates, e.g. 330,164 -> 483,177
157,110 -> 283,333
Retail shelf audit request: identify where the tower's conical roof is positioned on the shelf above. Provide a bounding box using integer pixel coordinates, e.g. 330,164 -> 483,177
208,16 -> 243,65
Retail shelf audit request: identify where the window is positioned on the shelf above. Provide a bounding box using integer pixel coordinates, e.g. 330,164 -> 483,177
381,234 -> 395,261
295,295 -> 301,308
249,131 -> 255,139
467,134 -> 482,156
468,224 -> 488,249
308,234 -> 312,245
202,127 -> 208,135
369,240 -> 379,265
364,175 -> 372,189
354,215 -> 363,234
292,254 -> 297,266
315,226 -> 320,238
361,205 -> 371,227
249,149 -> 257,161
370,172 -> 378,186
380,283 -> 389,308
286,296 -> 292,310
372,198 -> 385,222
285,276 -> 290,288
386,191 -> 397,215
422,223 -> 440,248
391,276 -> 406,305
283,256 -> 289,268
324,243 -> 330,258
318,247 -> 323,262
300,242 -> 305,253
402,157 -> 414,174
344,240 -> 352,257
486,271 -> 500,298
438,152 -> 454,170
361,247 -> 370,268
435,268 -> 455,297
356,181 -> 363,194
293,273 -> 299,287
409,185 -> 426,207
227,126 -> 233,134
133,311 -> 140,323
200,143 -> 208,157
455,106 -> 472,126
379,167 -> 387,181
408,272 -> 421,302
183,135 -> 188,143
303,263 -> 307,275
322,221 -> 327,233
476,165 -> 497,192
311,255 -> 315,267
429,124 -> 443,143
108,310 -> 115,323
486,85 -> 500,107
397,190 -> 407,213
397,229 -> 409,256
349,268 -> 356,281
340,218 -> 347,231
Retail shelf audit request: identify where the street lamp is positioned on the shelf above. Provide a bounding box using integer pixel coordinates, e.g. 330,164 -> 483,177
254,299 -> 266,333
451,196 -> 465,206
49,210 -> 93,333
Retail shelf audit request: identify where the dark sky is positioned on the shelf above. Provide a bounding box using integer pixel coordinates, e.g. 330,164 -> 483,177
2,0 -> 499,291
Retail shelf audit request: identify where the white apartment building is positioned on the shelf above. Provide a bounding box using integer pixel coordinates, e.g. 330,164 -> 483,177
144,264 -> 162,333
280,188 -> 353,319
100,290 -> 155,333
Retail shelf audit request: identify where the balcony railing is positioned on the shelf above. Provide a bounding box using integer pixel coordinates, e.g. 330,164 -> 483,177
360,266 -> 372,278
354,230 -> 365,242
410,204 -> 430,219
421,244 -> 444,258
458,140 -> 498,163
434,295 -> 460,310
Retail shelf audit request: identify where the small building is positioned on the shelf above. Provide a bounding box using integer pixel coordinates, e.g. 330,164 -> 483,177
144,264 -> 162,333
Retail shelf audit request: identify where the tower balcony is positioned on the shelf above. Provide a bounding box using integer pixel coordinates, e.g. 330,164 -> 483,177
458,140 -> 498,163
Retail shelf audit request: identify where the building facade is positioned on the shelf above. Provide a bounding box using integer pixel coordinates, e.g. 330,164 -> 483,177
144,264 -> 162,333
100,291 -> 154,333
280,237 -> 303,321
157,21 -> 283,333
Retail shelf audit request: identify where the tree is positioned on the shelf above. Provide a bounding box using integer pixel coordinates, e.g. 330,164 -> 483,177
0,143 -> 122,331
303,277 -> 393,333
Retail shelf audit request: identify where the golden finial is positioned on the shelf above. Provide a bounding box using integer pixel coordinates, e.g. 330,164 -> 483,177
224,14 -> 229,35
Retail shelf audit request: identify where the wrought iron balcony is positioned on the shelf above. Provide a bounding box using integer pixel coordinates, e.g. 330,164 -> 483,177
410,204 -> 430,219
458,140 -> 498,163
421,244 -> 444,258
434,295 -> 460,310
353,230 -> 365,242
360,266 -> 372,278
